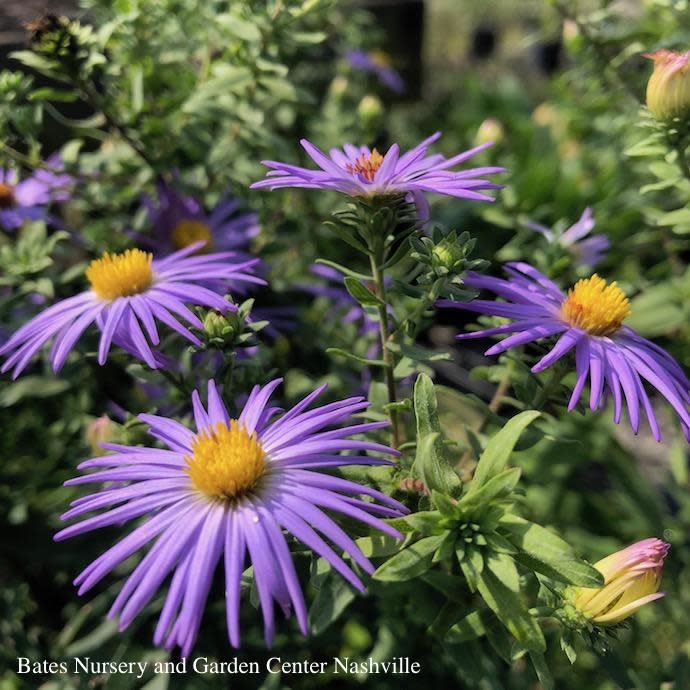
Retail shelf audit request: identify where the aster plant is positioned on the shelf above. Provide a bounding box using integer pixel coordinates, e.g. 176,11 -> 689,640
56,379 -> 406,654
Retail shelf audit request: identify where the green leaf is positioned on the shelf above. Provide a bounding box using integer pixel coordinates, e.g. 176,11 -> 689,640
529,652 -> 554,690
467,410 -> 541,494
374,534 -> 446,581
458,467 -> 521,511
354,534 -> 403,558
388,510 -> 444,536
657,207 -> 690,227
309,573 -> 356,635
217,15 -> 262,42
344,277 -> 384,306
499,514 -> 603,587
326,348 -> 385,367
412,374 -> 462,498
314,258 -> 371,281
475,553 -> 546,653
445,610 -> 493,643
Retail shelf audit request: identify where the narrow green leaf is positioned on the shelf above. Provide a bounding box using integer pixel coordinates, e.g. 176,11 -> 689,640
326,348 -> 385,367
476,553 -> 546,653
529,652 -> 555,690
344,277 -> 384,306
458,467 -> 521,510
499,514 -> 603,587
374,534 -> 446,581
468,410 -> 541,493
314,258 -> 371,281
309,574 -> 356,634
413,374 -> 462,497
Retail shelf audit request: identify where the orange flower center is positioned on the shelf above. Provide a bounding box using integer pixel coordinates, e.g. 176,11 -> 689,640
346,149 -> 384,182
561,275 -> 630,336
0,183 -> 16,209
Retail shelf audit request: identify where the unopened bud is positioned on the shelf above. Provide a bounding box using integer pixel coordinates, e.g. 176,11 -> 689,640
644,49 -> 690,120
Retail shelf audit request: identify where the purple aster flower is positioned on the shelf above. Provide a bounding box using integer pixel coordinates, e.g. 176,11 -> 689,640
55,378 -> 406,654
250,132 -> 505,219
346,49 -> 405,93
0,244 -> 263,378
526,208 -> 610,268
0,156 -> 72,230
140,182 -> 260,256
439,262 -> 690,441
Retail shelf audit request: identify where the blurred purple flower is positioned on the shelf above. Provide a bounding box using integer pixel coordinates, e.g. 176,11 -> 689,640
346,49 -> 405,93
251,132 -> 504,219
140,182 -> 260,256
440,262 -> 690,441
526,208 -> 610,268
56,378 -> 406,654
0,155 -> 72,230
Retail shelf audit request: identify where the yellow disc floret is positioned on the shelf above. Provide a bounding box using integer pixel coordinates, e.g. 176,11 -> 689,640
186,420 -> 267,500
86,249 -> 154,301
561,274 -> 630,336
346,148 -> 384,182
171,219 -> 213,251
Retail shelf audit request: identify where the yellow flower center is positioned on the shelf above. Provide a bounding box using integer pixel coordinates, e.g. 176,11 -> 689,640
0,182 -> 16,209
369,50 -> 392,69
561,275 -> 630,336
171,219 -> 213,252
186,420 -> 267,500
346,148 -> 384,182
86,249 -> 154,301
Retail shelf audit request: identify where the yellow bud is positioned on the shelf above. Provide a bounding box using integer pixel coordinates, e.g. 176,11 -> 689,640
357,95 -> 384,124
645,49 -> 690,120
566,538 -> 669,626
474,118 -> 504,147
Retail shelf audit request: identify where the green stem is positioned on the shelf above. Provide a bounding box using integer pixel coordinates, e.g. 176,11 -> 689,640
368,250 -> 400,450
77,79 -> 158,171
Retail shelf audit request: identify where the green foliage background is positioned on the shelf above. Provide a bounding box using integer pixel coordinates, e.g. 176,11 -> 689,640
1,1 -> 690,688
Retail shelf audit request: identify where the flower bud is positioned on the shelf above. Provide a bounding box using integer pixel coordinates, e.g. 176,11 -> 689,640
644,50 -> 690,120
474,118 -> 504,147
203,310 -> 237,344
565,538 -> 669,626
86,415 -> 114,456
357,95 -> 384,127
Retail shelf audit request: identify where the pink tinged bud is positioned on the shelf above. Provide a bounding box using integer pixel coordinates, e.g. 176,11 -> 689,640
570,538 -> 669,626
86,415 -> 114,456
644,49 -> 690,120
